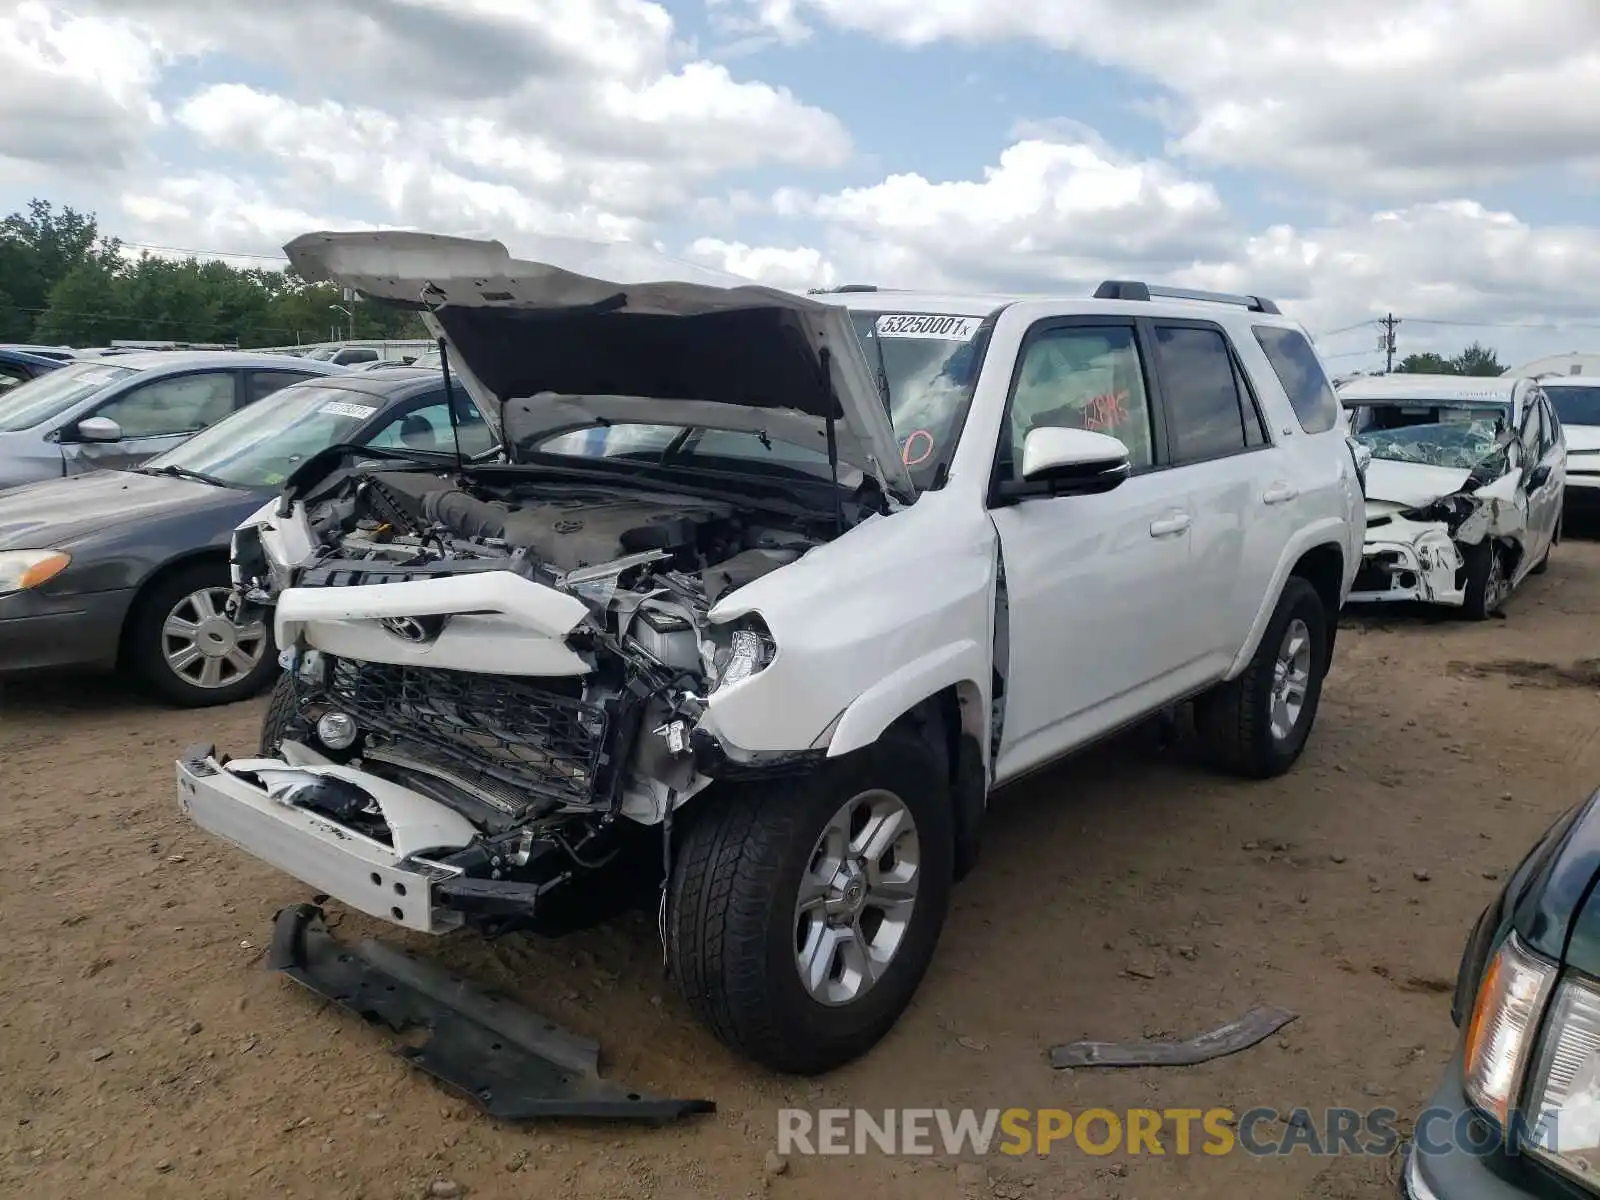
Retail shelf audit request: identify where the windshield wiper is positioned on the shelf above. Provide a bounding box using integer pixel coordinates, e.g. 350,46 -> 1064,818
140,464 -> 235,489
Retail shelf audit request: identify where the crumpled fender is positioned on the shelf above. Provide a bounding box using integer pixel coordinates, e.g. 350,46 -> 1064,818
819,639 -> 989,759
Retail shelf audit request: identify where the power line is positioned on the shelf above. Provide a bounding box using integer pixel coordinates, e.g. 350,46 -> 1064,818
117,239 -> 289,263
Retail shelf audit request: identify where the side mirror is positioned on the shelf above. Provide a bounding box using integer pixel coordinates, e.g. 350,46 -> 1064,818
75,416 -> 123,443
1000,427 -> 1130,500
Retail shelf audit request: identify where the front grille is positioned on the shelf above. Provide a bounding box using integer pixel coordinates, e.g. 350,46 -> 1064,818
319,658 -> 612,808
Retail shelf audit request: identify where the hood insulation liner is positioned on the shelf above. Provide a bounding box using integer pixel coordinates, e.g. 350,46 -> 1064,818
433,304 -> 841,421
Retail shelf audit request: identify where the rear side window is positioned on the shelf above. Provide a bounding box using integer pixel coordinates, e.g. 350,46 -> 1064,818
1253,325 -> 1340,434
245,370 -> 318,402
1150,325 -> 1253,463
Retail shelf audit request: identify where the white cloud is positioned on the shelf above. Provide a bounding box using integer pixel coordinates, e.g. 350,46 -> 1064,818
0,2 -> 168,175
687,237 -> 838,292
687,143 -> 1600,369
0,0 -> 1594,371
763,135 -> 1232,291
720,0 -> 1600,194
0,0 -> 849,252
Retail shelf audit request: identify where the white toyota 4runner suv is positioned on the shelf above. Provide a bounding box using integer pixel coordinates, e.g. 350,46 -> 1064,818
178,232 -> 1364,1077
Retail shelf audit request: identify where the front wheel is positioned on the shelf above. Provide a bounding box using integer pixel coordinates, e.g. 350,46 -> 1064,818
1461,541 -> 1509,620
1195,576 -> 1329,779
124,563 -> 276,707
668,729 -> 954,1075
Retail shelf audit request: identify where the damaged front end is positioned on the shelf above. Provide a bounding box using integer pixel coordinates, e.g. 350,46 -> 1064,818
188,453 -> 867,939
1350,445 -> 1528,608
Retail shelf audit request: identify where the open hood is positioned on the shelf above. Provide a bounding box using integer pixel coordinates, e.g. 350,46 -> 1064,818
283,231 -> 915,503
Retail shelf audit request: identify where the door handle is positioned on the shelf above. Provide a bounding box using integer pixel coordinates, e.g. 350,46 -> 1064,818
1263,482 -> 1299,505
1148,513 -> 1191,537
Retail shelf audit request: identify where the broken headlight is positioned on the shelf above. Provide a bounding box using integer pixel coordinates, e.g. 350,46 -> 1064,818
709,617 -> 776,694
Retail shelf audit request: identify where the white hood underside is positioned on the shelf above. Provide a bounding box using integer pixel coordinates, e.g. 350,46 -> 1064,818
283,230 -> 915,501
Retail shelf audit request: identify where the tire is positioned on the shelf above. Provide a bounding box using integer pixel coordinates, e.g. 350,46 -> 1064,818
1194,576 -> 1329,779
259,670 -> 298,755
668,728 -> 954,1075
1461,541 -> 1508,620
124,562 -> 277,707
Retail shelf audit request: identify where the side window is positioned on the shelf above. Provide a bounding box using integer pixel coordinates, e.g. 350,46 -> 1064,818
1518,396 -> 1542,459
1001,324 -> 1154,480
1150,325 -> 1252,463
1542,398 -> 1562,452
1233,355 -> 1269,448
245,370 -> 317,403
1253,325 -> 1341,434
365,395 -> 496,457
334,348 -> 379,365
0,364 -> 28,390
92,371 -> 238,438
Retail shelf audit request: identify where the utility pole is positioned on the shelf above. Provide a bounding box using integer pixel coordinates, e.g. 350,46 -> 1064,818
1379,313 -> 1400,373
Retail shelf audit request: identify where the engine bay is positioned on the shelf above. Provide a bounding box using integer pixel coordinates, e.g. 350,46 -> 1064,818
234,464 -> 855,836
292,466 -> 838,613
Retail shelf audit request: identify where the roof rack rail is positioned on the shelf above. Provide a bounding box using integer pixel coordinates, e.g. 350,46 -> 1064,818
1094,280 -> 1281,315
807,283 -> 878,294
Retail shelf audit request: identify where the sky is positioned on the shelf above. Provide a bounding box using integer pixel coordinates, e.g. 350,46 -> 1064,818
4,0 -> 1600,372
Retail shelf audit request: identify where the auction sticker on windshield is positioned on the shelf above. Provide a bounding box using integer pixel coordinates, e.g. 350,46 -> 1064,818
876,314 -> 984,340
318,400 -> 378,419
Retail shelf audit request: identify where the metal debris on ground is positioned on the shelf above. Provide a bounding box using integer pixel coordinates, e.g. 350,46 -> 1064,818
268,903 -> 715,1123
1048,1003 -> 1298,1069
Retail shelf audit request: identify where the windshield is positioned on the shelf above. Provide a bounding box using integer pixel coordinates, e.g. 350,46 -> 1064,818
847,311 -> 987,488
302,347 -> 337,361
534,423 -> 861,486
1543,385 -> 1600,427
0,361 -> 138,432
1350,402 -> 1510,469
143,383 -> 385,487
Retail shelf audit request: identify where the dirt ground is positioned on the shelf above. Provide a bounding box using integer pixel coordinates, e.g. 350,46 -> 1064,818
5,539 -> 1600,1200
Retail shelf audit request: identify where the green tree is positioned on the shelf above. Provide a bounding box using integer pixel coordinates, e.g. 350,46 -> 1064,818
1397,352 -> 1454,374
0,199 -> 120,341
1394,343 -> 1506,377
1450,342 -> 1505,376
7,199 -> 429,347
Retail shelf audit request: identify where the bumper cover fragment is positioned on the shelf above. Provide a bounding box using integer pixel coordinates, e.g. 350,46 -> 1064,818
269,903 -> 715,1124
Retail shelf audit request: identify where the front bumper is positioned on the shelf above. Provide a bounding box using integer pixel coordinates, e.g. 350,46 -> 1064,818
1402,1057 -> 1584,1199
1350,527 -> 1466,607
176,748 -> 466,934
0,586 -> 135,673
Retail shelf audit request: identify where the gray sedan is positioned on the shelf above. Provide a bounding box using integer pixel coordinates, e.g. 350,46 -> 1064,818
0,367 -> 496,705
0,351 -> 346,492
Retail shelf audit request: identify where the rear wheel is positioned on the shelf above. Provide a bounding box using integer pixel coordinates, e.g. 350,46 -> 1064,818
1194,576 -> 1329,779
668,729 -> 953,1075
124,563 -> 275,706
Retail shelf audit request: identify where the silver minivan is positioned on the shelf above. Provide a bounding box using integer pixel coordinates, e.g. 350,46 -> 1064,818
0,351 -> 346,492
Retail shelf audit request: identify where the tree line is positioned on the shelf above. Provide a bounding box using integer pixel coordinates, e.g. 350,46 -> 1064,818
1395,342 -> 1506,376
0,199 -> 425,348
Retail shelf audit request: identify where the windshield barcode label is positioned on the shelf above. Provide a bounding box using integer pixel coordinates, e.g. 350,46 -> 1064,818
875,314 -> 983,340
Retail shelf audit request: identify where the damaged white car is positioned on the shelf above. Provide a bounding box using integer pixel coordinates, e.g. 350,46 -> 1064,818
176,232 -> 1364,1077
1341,374 -> 1566,618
